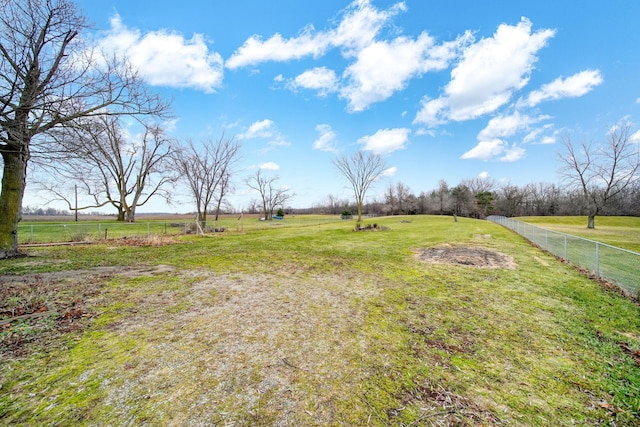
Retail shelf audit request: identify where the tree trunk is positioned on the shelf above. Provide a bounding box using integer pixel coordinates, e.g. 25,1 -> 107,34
199,211 -> 207,229
587,214 -> 595,229
0,150 -> 28,259
126,207 -> 136,223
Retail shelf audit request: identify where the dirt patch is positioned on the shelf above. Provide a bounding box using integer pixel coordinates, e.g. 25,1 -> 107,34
415,245 -> 515,269
97,270 -> 383,425
0,265 -> 176,358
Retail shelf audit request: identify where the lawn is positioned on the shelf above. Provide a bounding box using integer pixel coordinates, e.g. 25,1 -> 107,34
517,216 -> 640,253
1,215 -> 639,426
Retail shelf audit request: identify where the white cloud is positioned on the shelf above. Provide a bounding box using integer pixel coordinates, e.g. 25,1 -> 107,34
229,0 -> 459,110
238,119 -> 290,147
631,130 -> 640,143
500,144 -> 526,162
290,67 -> 338,96
239,119 -> 276,139
226,0 -> 404,69
523,124 -> 556,144
461,139 -> 525,162
478,171 -> 490,179
478,112 -> 547,140
341,32 -> 469,111
522,70 -> 603,107
358,128 -> 410,155
225,26 -> 327,70
382,166 -> 398,177
461,139 -> 505,161
313,124 -> 338,152
329,0 -> 407,58
414,17 -> 555,126
96,14 -> 224,92
259,162 -> 280,171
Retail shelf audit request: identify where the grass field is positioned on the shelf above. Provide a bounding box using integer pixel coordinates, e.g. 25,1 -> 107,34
16,214 -> 345,244
517,216 -> 640,253
1,215 -> 640,425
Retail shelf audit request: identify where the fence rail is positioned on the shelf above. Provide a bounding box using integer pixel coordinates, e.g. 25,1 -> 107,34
488,216 -> 640,298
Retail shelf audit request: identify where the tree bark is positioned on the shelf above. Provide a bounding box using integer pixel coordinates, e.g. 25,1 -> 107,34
0,148 -> 28,258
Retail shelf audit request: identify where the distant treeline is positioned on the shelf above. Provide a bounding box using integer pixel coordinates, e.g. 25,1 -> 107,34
22,206 -> 109,216
285,179 -> 640,218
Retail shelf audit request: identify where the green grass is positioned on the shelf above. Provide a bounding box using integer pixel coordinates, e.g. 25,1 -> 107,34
518,216 -> 640,252
1,215 -> 639,425
16,215 -> 345,244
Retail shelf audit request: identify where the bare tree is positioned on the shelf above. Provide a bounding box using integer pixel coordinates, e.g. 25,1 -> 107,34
245,169 -> 293,220
0,0 -> 169,257
383,184 -> 396,215
430,179 -> 451,215
559,121 -> 639,228
497,184 -> 527,217
333,151 -> 386,223
42,116 -> 175,222
173,135 -> 240,227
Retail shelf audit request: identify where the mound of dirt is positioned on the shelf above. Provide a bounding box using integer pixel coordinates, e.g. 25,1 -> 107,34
416,245 -> 515,269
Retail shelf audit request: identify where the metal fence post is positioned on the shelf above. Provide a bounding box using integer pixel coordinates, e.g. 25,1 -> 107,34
545,229 -> 548,250
595,242 -> 600,279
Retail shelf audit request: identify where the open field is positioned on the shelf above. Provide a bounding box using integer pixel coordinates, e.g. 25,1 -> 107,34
517,216 -> 640,253
17,214 -> 345,245
1,215 -> 640,425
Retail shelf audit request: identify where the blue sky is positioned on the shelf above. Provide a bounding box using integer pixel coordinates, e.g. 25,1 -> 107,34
31,0 -> 640,212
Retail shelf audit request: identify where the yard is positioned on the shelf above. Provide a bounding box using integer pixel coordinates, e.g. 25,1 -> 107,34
1,215 -> 639,425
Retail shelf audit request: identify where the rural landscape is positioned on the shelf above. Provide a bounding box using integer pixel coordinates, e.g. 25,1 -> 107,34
2,0 -> 640,425
1,214 -> 640,425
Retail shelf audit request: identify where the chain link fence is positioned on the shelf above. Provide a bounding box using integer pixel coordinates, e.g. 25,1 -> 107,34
17,216 -> 345,245
488,216 -> 640,298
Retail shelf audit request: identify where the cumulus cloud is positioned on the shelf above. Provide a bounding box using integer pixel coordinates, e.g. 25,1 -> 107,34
522,70 -> 603,107
341,32 -> 469,111
289,67 -> 338,96
313,124 -> 338,152
95,14 -> 224,92
478,111 -> 547,141
358,128 -> 410,155
631,130 -> 640,143
239,119 -> 277,139
461,139 -> 525,162
414,18 -> 555,126
226,0 -> 405,69
227,0 -> 465,111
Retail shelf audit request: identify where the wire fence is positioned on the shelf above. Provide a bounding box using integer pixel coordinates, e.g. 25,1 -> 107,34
17,216 -> 346,245
488,216 -> 640,298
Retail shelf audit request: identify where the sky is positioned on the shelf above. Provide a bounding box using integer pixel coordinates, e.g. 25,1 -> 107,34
26,0 -> 640,212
